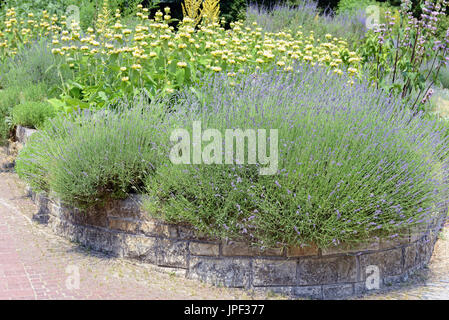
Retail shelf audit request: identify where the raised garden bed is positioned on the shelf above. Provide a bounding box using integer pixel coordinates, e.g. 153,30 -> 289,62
28,189 -> 446,299
12,126 -> 448,299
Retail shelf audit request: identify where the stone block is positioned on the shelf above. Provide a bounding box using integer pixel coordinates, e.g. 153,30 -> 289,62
287,244 -> 319,257
379,235 -> 410,249
188,257 -> 251,288
322,284 -> 354,299
292,286 -> 323,299
189,242 -> 220,256
123,234 -> 158,263
358,248 -> 403,281
157,239 -> 188,268
15,125 -> 37,144
322,240 -> 379,256
139,219 -> 179,238
222,241 -> 283,257
298,256 -> 357,285
252,259 -> 297,286
105,195 -> 144,219
109,217 -> 139,233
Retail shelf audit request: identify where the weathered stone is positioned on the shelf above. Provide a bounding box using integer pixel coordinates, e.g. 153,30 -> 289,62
379,236 -> 410,249
123,234 -> 158,263
109,217 -> 139,233
292,286 -> 323,299
222,241 -> 283,257
383,274 -> 407,286
298,256 -> 357,285
287,244 -> 319,257
188,257 -> 251,288
358,248 -> 403,280
255,286 -> 292,297
221,241 -> 254,256
416,235 -> 433,265
322,284 -> 354,299
139,219 -> 179,238
33,193 -> 49,214
322,240 -> 379,256
189,242 -> 220,256
409,225 -> 427,243
104,195 -> 144,219
253,259 -> 297,286
157,239 -> 188,268
404,243 -> 419,271
177,225 -> 199,240
15,125 -> 37,144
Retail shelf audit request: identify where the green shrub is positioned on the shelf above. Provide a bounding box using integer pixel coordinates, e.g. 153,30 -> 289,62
11,101 -> 55,129
0,39 -> 66,90
16,97 -> 170,207
0,83 -> 53,143
143,65 -> 449,249
337,0 -> 376,13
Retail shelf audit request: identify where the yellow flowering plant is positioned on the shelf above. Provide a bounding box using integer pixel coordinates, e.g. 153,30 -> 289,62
0,1 -> 362,111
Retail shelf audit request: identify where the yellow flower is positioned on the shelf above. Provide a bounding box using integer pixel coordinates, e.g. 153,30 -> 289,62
177,61 -> 187,68
333,68 -> 343,76
120,67 -> 127,72
348,67 -> 358,75
121,76 -> 129,82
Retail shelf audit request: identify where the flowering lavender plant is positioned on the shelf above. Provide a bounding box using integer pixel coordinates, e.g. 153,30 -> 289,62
360,0 -> 449,111
15,94 -> 173,208
143,63 -> 449,249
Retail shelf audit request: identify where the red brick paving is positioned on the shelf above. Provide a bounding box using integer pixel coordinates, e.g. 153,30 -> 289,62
0,166 -> 263,300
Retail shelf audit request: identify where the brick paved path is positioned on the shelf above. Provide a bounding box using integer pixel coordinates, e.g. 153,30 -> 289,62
1,148 -> 448,300
0,154 -> 265,300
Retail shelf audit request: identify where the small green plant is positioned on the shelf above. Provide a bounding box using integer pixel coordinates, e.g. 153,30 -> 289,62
11,101 -> 56,129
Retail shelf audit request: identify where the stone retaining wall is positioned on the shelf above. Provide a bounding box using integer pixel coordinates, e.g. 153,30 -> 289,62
29,191 -> 446,299
13,126 -> 448,299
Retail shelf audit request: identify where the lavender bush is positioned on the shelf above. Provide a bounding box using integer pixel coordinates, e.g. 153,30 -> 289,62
15,95 -> 172,208
144,64 -> 449,249
15,61 -> 449,248
245,1 -> 367,49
